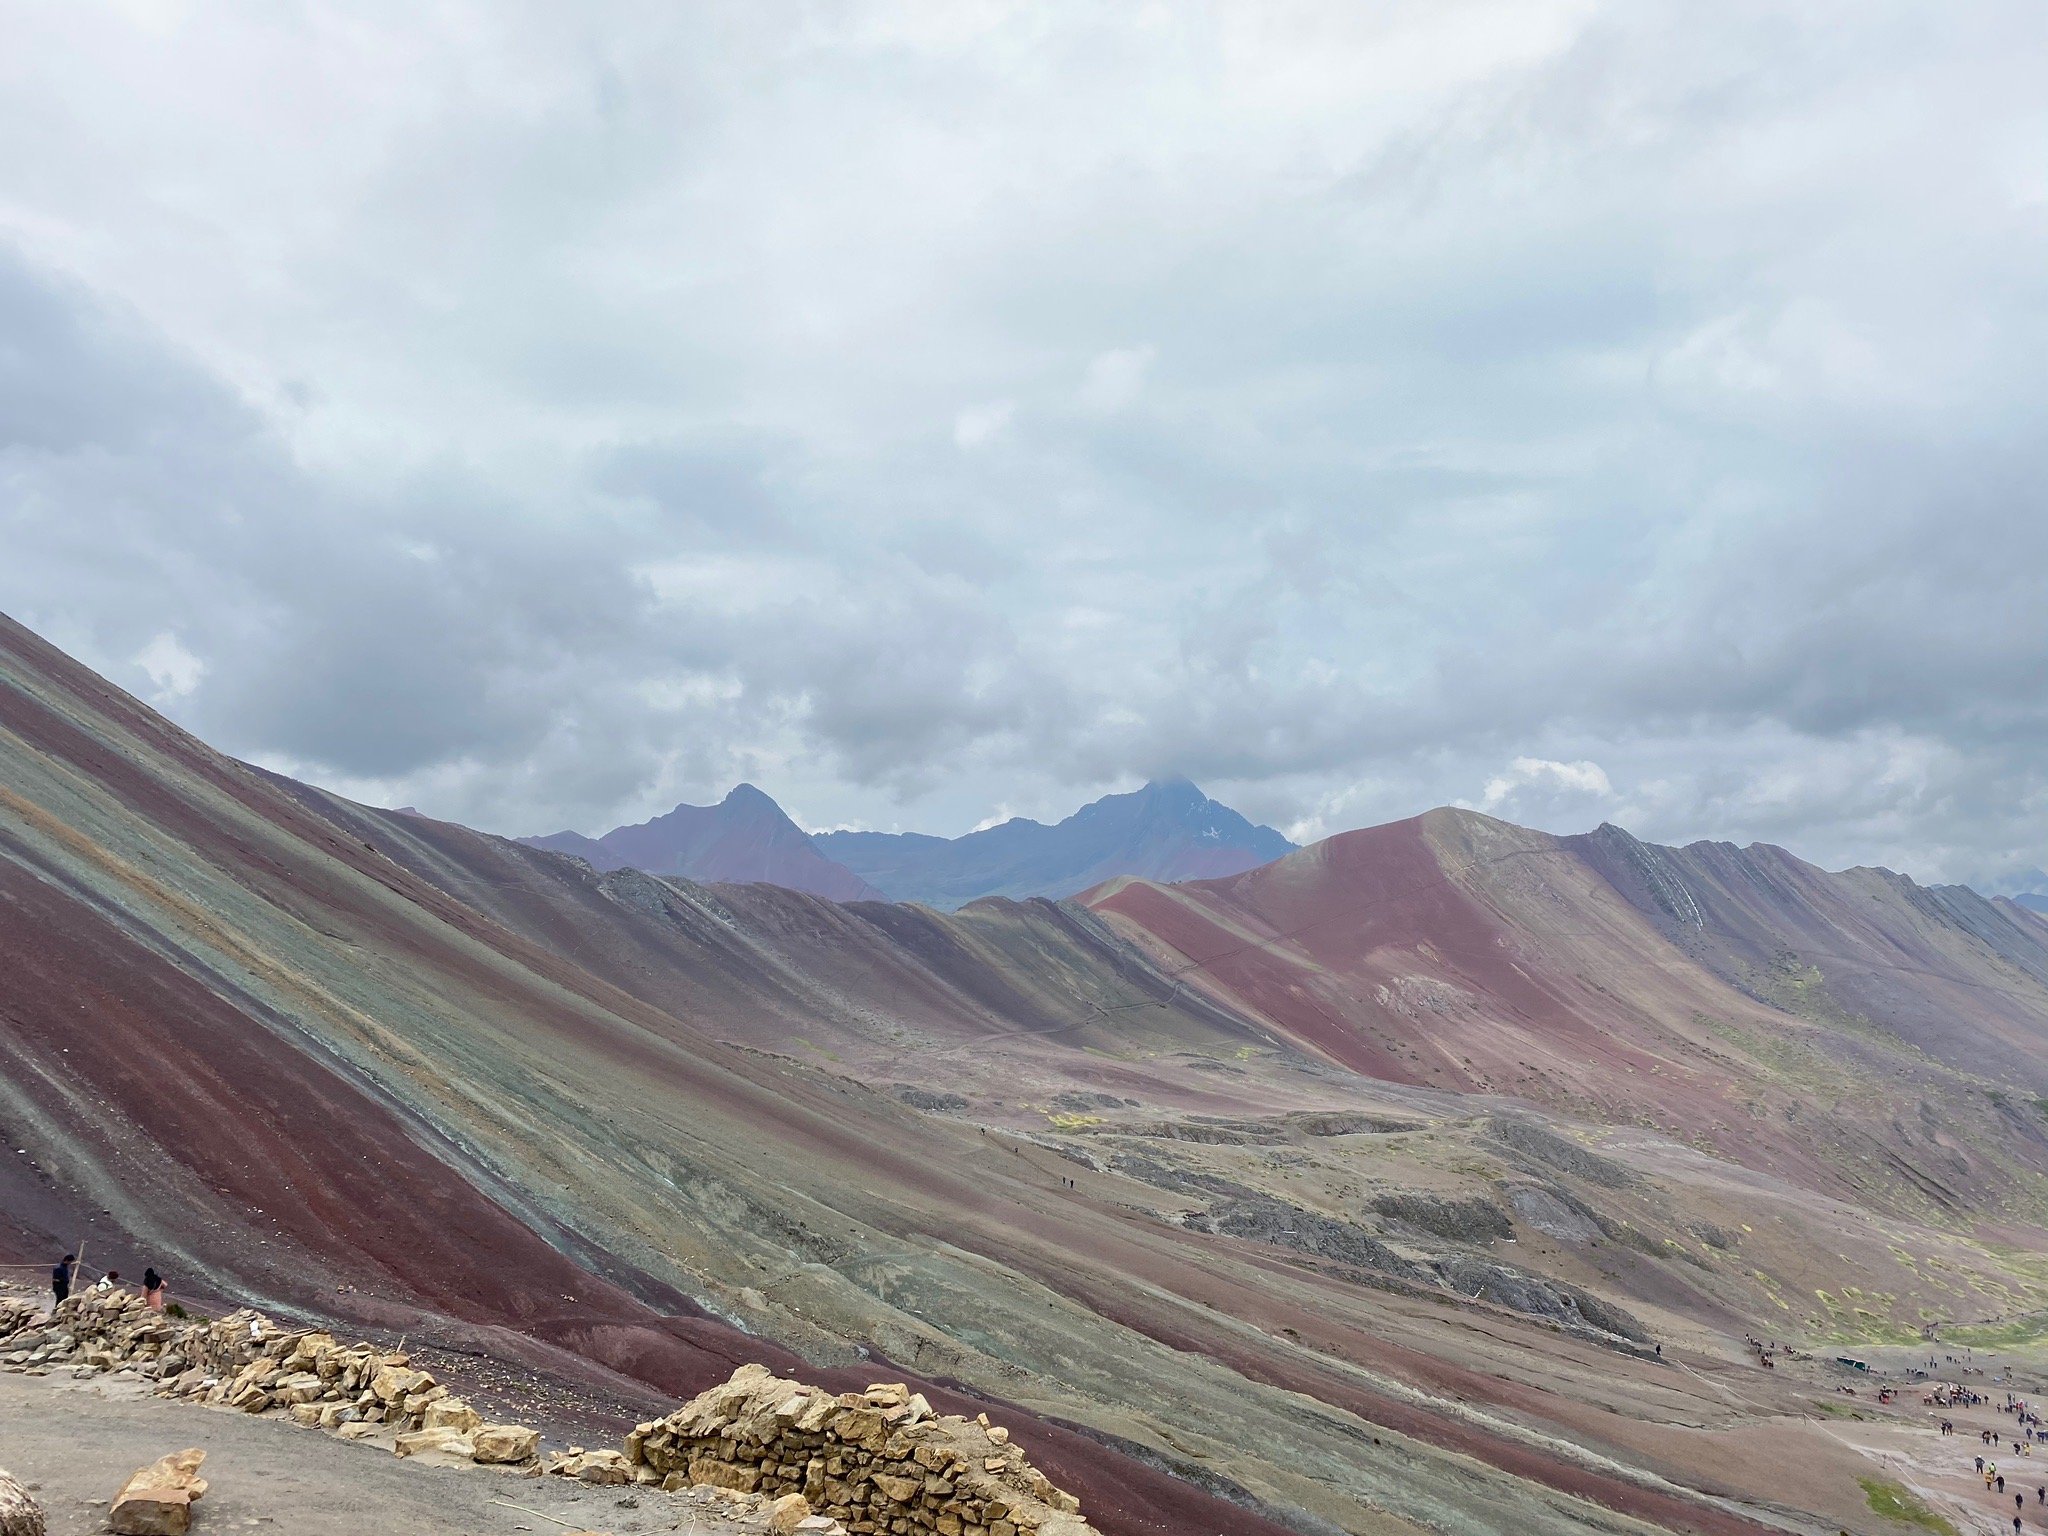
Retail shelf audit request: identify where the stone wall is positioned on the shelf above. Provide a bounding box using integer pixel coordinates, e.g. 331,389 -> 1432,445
626,1366 -> 1096,1536
0,1291 -> 538,1466
2,1296 -> 1089,1536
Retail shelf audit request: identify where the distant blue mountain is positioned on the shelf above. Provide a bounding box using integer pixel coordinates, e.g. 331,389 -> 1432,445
815,777 -> 1295,909
523,784 -> 884,901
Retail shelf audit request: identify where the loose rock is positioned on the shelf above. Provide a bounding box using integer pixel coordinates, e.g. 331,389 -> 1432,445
109,1448 -> 206,1536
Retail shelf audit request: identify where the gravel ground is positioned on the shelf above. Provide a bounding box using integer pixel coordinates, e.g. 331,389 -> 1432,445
0,1370 -> 764,1536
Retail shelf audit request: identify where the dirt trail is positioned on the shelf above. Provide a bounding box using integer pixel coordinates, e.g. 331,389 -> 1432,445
0,1370 -> 750,1536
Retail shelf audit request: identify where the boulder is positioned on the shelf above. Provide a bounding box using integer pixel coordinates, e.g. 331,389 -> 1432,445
471,1424 -> 540,1465
767,1493 -> 814,1535
109,1448 -> 206,1536
422,1397 -> 481,1434
577,1450 -> 634,1486
546,1449 -> 632,1485
274,1372 -> 325,1404
0,1466 -> 45,1536
393,1427 -> 475,1461
371,1364 -> 427,1404
871,1473 -> 921,1504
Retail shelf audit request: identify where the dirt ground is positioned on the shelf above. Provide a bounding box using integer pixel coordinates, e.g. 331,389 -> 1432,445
0,1369 -> 763,1536
1826,1390 -> 2048,1536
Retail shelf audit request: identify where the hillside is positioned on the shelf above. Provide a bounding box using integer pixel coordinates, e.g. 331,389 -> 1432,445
1085,808 -> 2048,1225
524,784 -> 884,901
816,777 -> 1295,908
1569,823 -> 2048,1092
9,610 -> 2048,1536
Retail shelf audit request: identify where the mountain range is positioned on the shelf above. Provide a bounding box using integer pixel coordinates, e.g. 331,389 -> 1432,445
525,774 -> 1295,910
814,775 -> 1296,907
1087,811 -> 2048,1217
8,606 -> 2048,1536
525,784 -> 886,901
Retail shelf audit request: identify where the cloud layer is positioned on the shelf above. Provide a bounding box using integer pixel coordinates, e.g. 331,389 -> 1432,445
3,1 -> 2044,886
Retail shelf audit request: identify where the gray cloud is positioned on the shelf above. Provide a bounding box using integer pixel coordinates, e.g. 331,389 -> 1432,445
1,1 -> 2044,886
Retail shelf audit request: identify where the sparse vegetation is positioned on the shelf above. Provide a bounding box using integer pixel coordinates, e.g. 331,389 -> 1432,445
1858,1476 -> 1956,1535
1945,1312 -> 2048,1349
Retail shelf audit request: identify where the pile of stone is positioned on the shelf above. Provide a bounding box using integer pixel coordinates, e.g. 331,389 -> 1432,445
624,1366 -> 1095,1536
0,1291 -> 538,1468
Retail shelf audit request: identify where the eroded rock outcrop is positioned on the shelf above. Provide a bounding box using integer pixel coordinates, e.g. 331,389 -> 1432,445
626,1366 -> 1095,1536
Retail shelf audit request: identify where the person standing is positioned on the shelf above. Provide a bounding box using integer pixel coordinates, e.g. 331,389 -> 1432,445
49,1253 -> 75,1308
142,1267 -> 166,1312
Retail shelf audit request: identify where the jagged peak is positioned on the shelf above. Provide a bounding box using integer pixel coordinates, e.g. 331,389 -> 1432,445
720,782 -> 787,815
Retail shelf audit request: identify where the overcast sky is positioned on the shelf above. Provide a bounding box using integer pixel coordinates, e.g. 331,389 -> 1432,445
4,2 -> 2045,887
